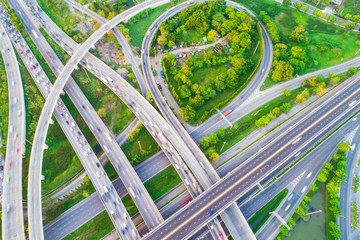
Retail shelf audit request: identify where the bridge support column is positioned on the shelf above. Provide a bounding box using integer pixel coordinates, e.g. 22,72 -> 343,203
221,204 -> 257,240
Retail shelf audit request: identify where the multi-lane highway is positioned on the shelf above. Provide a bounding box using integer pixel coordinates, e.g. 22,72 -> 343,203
0,5 -> 139,239
0,14 -> 26,240
2,0 -> 358,238
12,0 -> 164,230
142,72 -> 360,239
28,0 -> 360,238
141,1 -> 271,238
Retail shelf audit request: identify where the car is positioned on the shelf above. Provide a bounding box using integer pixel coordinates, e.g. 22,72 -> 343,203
14,133 -> 17,139
183,198 -> 192,206
96,162 -> 100,168
7,204 -> 11,213
30,67 -> 33,71
6,176 -> 10,183
207,210 -> 214,217
8,161 -> 11,168
15,148 -> 19,153
348,62 -> 353,66
218,232 -> 224,239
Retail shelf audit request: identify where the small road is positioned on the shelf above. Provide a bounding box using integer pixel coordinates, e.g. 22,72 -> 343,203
0,11 -> 26,240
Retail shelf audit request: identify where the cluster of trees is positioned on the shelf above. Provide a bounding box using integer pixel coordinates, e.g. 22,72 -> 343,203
259,11 -> 280,43
162,1 -> 258,122
255,105 -> 286,128
293,2 -> 310,13
157,1 -> 256,50
88,0 -> 128,20
317,143 -> 349,239
337,13 -> 360,23
198,128 -> 226,162
271,41 -> 308,82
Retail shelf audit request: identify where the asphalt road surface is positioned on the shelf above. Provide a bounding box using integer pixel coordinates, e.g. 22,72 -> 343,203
0,14 -> 26,240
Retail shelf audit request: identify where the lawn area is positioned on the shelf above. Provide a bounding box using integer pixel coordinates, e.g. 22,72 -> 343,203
234,0 -> 360,87
247,189 -> 288,233
214,87 -> 303,154
0,53 -> 9,156
63,211 -> 114,240
62,166 -> 181,239
121,127 -> 160,166
144,166 -> 182,201
179,29 -> 204,43
127,3 -> 171,48
342,0 -> 360,16
274,8 -> 360,73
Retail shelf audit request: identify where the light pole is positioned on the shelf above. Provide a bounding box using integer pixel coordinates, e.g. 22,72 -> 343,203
138,140 -> 142,151
220,141 -> 226,152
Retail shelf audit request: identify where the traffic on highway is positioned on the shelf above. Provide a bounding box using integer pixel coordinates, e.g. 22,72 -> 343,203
1,0 -> 360,239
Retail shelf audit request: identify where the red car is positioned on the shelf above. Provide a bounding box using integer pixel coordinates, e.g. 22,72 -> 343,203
219,232 -> 224,239
348,62 -> 353,66
15,148 -> 19,153
183,198 -> 192,206
8,161 -> 12,168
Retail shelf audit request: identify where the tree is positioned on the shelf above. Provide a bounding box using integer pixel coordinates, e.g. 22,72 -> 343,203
209,152 -> 219,162
207,30 -> 218,42
97,108 -> 106,118
271,60 -> 294,82
287,217 -> 296,229
255,115 -> 270,128
280,102 -> 292,113
338,142 -> 349,152
317,168 -> 328,182
199,137 -> 211,149
290,25 -> 306,43
179,105 -> 196,121
209,133 -> 219,145
279,225 -> 290,237
226,68 -> 238,88
217,128 -> 226,139
128,73 -> 135,80
283,89 -> 291,96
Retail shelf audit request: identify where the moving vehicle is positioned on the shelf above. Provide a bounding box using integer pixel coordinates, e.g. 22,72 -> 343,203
219,108 -> 234,119
15,148 -> 19,154
8,161 -> 11,168
219,232 -> 224,239
160,70 -> 165,79
207,211 -> 214,217
6,176 -> 10,183
285,204 -> 291,211
183,198 -> 192,205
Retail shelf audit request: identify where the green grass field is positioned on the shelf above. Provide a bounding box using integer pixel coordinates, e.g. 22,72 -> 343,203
342,0 -> 360,16
121,127 -> 160,166
179,29 -> 204,43
0,53 -> 9,157
127,4 -> 171,48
